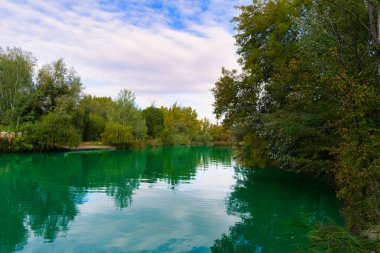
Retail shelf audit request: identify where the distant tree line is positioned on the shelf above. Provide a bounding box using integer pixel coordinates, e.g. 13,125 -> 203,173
212,0 -> 380,250
0,47 -> 230,151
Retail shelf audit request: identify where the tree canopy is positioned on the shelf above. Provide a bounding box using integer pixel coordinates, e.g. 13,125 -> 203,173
213,0 -> 380,239
0,48 -> 229,151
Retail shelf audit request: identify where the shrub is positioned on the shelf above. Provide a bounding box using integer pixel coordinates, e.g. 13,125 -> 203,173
193,133 -> 212,146
145,138 -> 163,148
101,123 -> 133,148
29,112 -> 80,150
166,134 -> 190,146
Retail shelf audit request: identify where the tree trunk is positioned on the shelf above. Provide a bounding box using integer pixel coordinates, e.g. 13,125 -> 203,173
377,6 -> 380,76
368,0 -> 377,38
368,0 -> 380,76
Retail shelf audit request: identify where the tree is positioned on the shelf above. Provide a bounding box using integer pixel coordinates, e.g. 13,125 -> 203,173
107,89 -> 147,141
0,47 -> 36,127
193,118 -> 212,145
213,0 -> 380,234
142,105 -> 164,138
74,95 -> 113,141
161,104 -> 200,145
34,58 -> 82,116
28,112 -> 80,150
209,124 -> 231,143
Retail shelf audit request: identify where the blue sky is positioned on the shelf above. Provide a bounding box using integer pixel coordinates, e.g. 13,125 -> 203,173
0,0 -> 250,120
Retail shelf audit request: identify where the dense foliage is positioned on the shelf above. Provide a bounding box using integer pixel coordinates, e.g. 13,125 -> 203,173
142,105 -> 164,138
0,47 -> 230,151
0,48 -> 35,127
28,112 -> 81,150
212,0 -> 380,245
101,123 -> 133,148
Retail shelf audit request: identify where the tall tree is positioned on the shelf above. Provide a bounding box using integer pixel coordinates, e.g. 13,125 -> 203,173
161,104 -> 200,145
213,0 -> 380,233
75,95 -> 113,141
107,89 -> 147,140
34,58 -> 82,116
0,47 -> 36,127
142,105 -> 164,138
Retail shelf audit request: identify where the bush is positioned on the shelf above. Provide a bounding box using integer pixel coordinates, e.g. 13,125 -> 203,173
303,224 -> 380,253
0,135 -> 33,152
0,123 -> 34,152
145,138 -> 163,148
101,123 -> 133,148
166,134 -> 190,146
193,133 -> 212,146
29,112 -> 80,150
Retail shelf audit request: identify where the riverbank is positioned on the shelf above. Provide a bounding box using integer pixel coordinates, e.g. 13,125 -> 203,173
67,142 -> 116,151
0,138 -> 233,153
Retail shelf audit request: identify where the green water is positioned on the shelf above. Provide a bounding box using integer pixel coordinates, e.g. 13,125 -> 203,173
0,147 -> 342,253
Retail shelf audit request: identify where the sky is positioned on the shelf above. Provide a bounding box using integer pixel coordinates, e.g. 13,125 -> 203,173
0,0 -> 250,121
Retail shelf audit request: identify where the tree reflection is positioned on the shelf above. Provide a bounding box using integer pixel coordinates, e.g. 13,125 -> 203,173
0,153 -> 84,252
211,167 -> 343,253
0,146 -> 232,251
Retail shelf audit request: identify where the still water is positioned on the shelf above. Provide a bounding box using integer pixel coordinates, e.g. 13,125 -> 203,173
0,147 -> 342,252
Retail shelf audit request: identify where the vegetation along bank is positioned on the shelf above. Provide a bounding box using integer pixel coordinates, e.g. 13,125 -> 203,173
212,0 -> 380,251
0,47 -> 231,152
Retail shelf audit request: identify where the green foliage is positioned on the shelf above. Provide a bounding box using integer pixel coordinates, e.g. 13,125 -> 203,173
209,124 -> 231,144
212,69 -> 253,125
34,58 -> 82,115
161,104 -> 200,145
107,89 -> 147,141
0,48 -> 228,151
213,0 -> 380,238
142,105 -> 164,138
101,123 -> 133,148
0,134 -> 33,152
193,118 -> 212,145
0,56 -> 85,151
86,113 -> 106,141
74,95 -> 112,141
0,47 -> 36,127
166,133 -> 191,146
301,224 -> 380,253
28,112 -> 80,150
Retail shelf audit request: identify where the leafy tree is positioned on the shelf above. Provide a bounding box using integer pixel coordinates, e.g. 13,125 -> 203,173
142,105 -> 164,138
209,124 -> 231,143
0,47 -> 36,127
86,113 -> 106,141
161,104 -> 200,145
28,112 -> 80,150
74,95 -> 112,141
213,0 -> 380,235
193,118 -> 212,145
101,123 -> 133,148
107,89 -> 147,141
34,58 -> 82,116
317,1 -> 380,232
214,0 -> 338,171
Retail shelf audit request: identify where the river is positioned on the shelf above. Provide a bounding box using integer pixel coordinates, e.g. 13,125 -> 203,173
0,146 -> 342,252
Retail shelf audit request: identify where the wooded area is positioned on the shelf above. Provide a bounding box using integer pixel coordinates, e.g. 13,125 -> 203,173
212,0 -> 380,250
0,48 -> 230,151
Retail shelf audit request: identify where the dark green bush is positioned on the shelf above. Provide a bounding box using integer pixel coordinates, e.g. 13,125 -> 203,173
29,112 -> 80,150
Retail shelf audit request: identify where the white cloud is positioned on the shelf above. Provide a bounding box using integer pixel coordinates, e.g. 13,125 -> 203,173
0,0 -> 250,120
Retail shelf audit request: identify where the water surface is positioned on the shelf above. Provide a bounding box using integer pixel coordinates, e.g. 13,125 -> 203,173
0,147 -> 342,252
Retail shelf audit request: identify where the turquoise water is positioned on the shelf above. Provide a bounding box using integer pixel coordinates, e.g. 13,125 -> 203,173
0,147 -> 342,252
